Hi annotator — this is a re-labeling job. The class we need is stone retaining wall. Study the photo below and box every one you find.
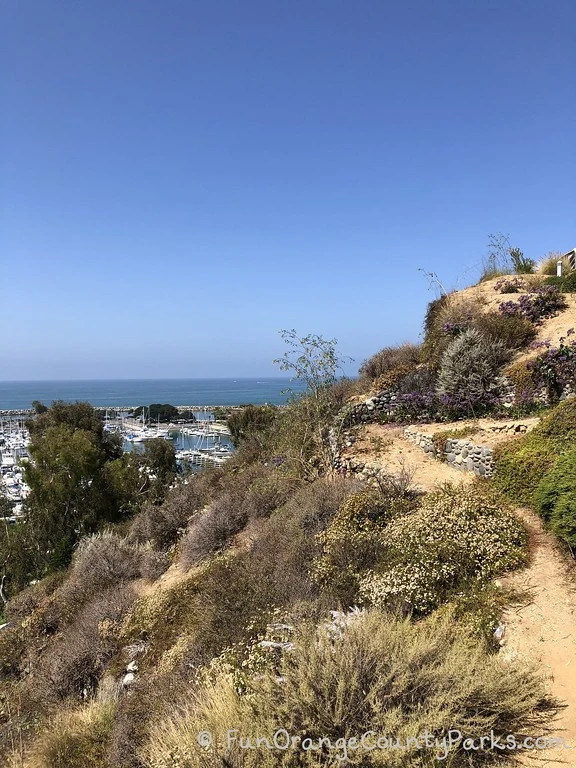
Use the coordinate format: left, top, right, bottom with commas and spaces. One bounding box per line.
336, 381, 573, 433
404, 427, 495, 477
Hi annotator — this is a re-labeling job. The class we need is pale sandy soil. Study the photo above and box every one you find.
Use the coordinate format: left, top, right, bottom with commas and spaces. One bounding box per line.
454, 275, 576, 366
407, 415, 541, 448
342, 418, 534, 489
500, 509, 576, 766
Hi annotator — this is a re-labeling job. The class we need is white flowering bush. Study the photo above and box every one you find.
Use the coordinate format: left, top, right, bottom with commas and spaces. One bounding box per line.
312, 488, 416, 605
360, 485, 526, 613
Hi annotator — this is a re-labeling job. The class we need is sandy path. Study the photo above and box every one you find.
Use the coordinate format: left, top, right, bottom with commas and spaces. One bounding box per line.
348, 426, 576, 763
500, 508, 576, 765
343, 424, 475, 492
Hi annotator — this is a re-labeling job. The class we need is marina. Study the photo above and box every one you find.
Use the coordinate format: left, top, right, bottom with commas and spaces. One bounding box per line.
1, 410, 235, 520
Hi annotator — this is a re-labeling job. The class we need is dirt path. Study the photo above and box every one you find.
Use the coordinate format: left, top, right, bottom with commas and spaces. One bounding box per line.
343, 424, 475, 492
348, 426, 576, 763
500, 509, 576, 765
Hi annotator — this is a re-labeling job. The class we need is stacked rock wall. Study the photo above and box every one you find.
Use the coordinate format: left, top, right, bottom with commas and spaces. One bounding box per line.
404, 427, 495, 477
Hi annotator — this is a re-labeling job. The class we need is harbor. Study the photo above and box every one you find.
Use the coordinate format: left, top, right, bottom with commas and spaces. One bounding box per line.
1, 409, 235, 521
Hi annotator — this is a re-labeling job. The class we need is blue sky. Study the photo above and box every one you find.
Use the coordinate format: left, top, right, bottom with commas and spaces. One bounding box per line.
1, 0, 575, 379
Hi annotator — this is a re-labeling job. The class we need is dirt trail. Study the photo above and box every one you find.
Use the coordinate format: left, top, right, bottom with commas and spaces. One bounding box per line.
349, 426, 576, 764
501, 508, 576, 766
343, 424, 475, 492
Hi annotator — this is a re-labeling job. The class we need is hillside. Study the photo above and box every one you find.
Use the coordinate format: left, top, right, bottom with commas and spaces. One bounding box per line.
453, 274, 576, 365
1, 273, 576, 767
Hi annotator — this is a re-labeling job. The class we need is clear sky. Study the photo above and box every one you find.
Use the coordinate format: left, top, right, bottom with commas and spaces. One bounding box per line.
1, 0, 575, 380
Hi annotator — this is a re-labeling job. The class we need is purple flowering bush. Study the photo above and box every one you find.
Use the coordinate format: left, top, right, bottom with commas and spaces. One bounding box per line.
529, 330, 576, 401
499, 285, 567, 325
494, 277, 527, 294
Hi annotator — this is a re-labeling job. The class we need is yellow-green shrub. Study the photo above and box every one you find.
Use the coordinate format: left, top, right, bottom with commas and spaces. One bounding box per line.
141, 609, 554, 768
312, 489, 413, 606
534, 447, 576, 547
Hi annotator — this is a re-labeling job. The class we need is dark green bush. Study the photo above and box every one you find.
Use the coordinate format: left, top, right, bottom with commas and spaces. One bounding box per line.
492, 437, 556, 507
535, 397, 576, 447
226, 404, 277, 447
534, 447, 576, 547
545, 272, 576, 292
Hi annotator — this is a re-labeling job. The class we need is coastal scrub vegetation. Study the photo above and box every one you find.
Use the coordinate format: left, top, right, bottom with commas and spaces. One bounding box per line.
492, 398, 576, 548
0, 323, 569, 765
0, 401, 176, 599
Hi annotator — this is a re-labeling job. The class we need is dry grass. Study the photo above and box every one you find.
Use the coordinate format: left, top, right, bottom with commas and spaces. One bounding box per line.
141, 608, 556, 767
22, 700, 115, 768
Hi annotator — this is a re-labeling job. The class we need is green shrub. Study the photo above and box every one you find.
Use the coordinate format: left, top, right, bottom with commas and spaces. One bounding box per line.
534, 397, 576, 447
360, 485, 526, 614
509, 247, 535, 274
141, 608, 554, 768
492, 437, 555, 507
358, 343, 421, 381
534, 448, 576, 547
227, 405, 278, 448
312, 489, 411, 606
505, 359, 539, 405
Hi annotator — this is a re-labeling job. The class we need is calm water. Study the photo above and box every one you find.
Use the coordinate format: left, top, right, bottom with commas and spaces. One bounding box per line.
0, 378, 307, 411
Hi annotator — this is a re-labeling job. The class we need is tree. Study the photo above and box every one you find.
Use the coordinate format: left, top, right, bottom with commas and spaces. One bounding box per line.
27, 400, 122, 461
227, 405, 277, 448
272, 330, 351, 475
133, 404, 180, 423
143, 438, 177, 501
23, 423, 118, 570
106, 439, 177, 515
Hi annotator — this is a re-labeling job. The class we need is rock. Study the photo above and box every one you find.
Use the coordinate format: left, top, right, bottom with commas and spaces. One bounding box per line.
126, 661, 139, 673
122, 673, 136, 688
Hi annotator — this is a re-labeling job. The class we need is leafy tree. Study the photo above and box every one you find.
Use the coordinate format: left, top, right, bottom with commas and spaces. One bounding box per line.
142, 438, 177, 500
23, 423, 119, 571
227, 405, 277, 448
133, 403, 180, 423
27, 400, 122, 461
107, 439, 177, 516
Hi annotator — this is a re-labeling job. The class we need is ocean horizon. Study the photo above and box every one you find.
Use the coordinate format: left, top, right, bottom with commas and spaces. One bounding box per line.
0, 378, 308, 411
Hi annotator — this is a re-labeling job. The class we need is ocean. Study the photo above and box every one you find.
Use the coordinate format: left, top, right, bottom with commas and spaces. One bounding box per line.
0, 378, 308, 411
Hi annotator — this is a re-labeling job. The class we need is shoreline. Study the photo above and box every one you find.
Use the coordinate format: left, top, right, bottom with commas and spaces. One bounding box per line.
0, 404, 279, 417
